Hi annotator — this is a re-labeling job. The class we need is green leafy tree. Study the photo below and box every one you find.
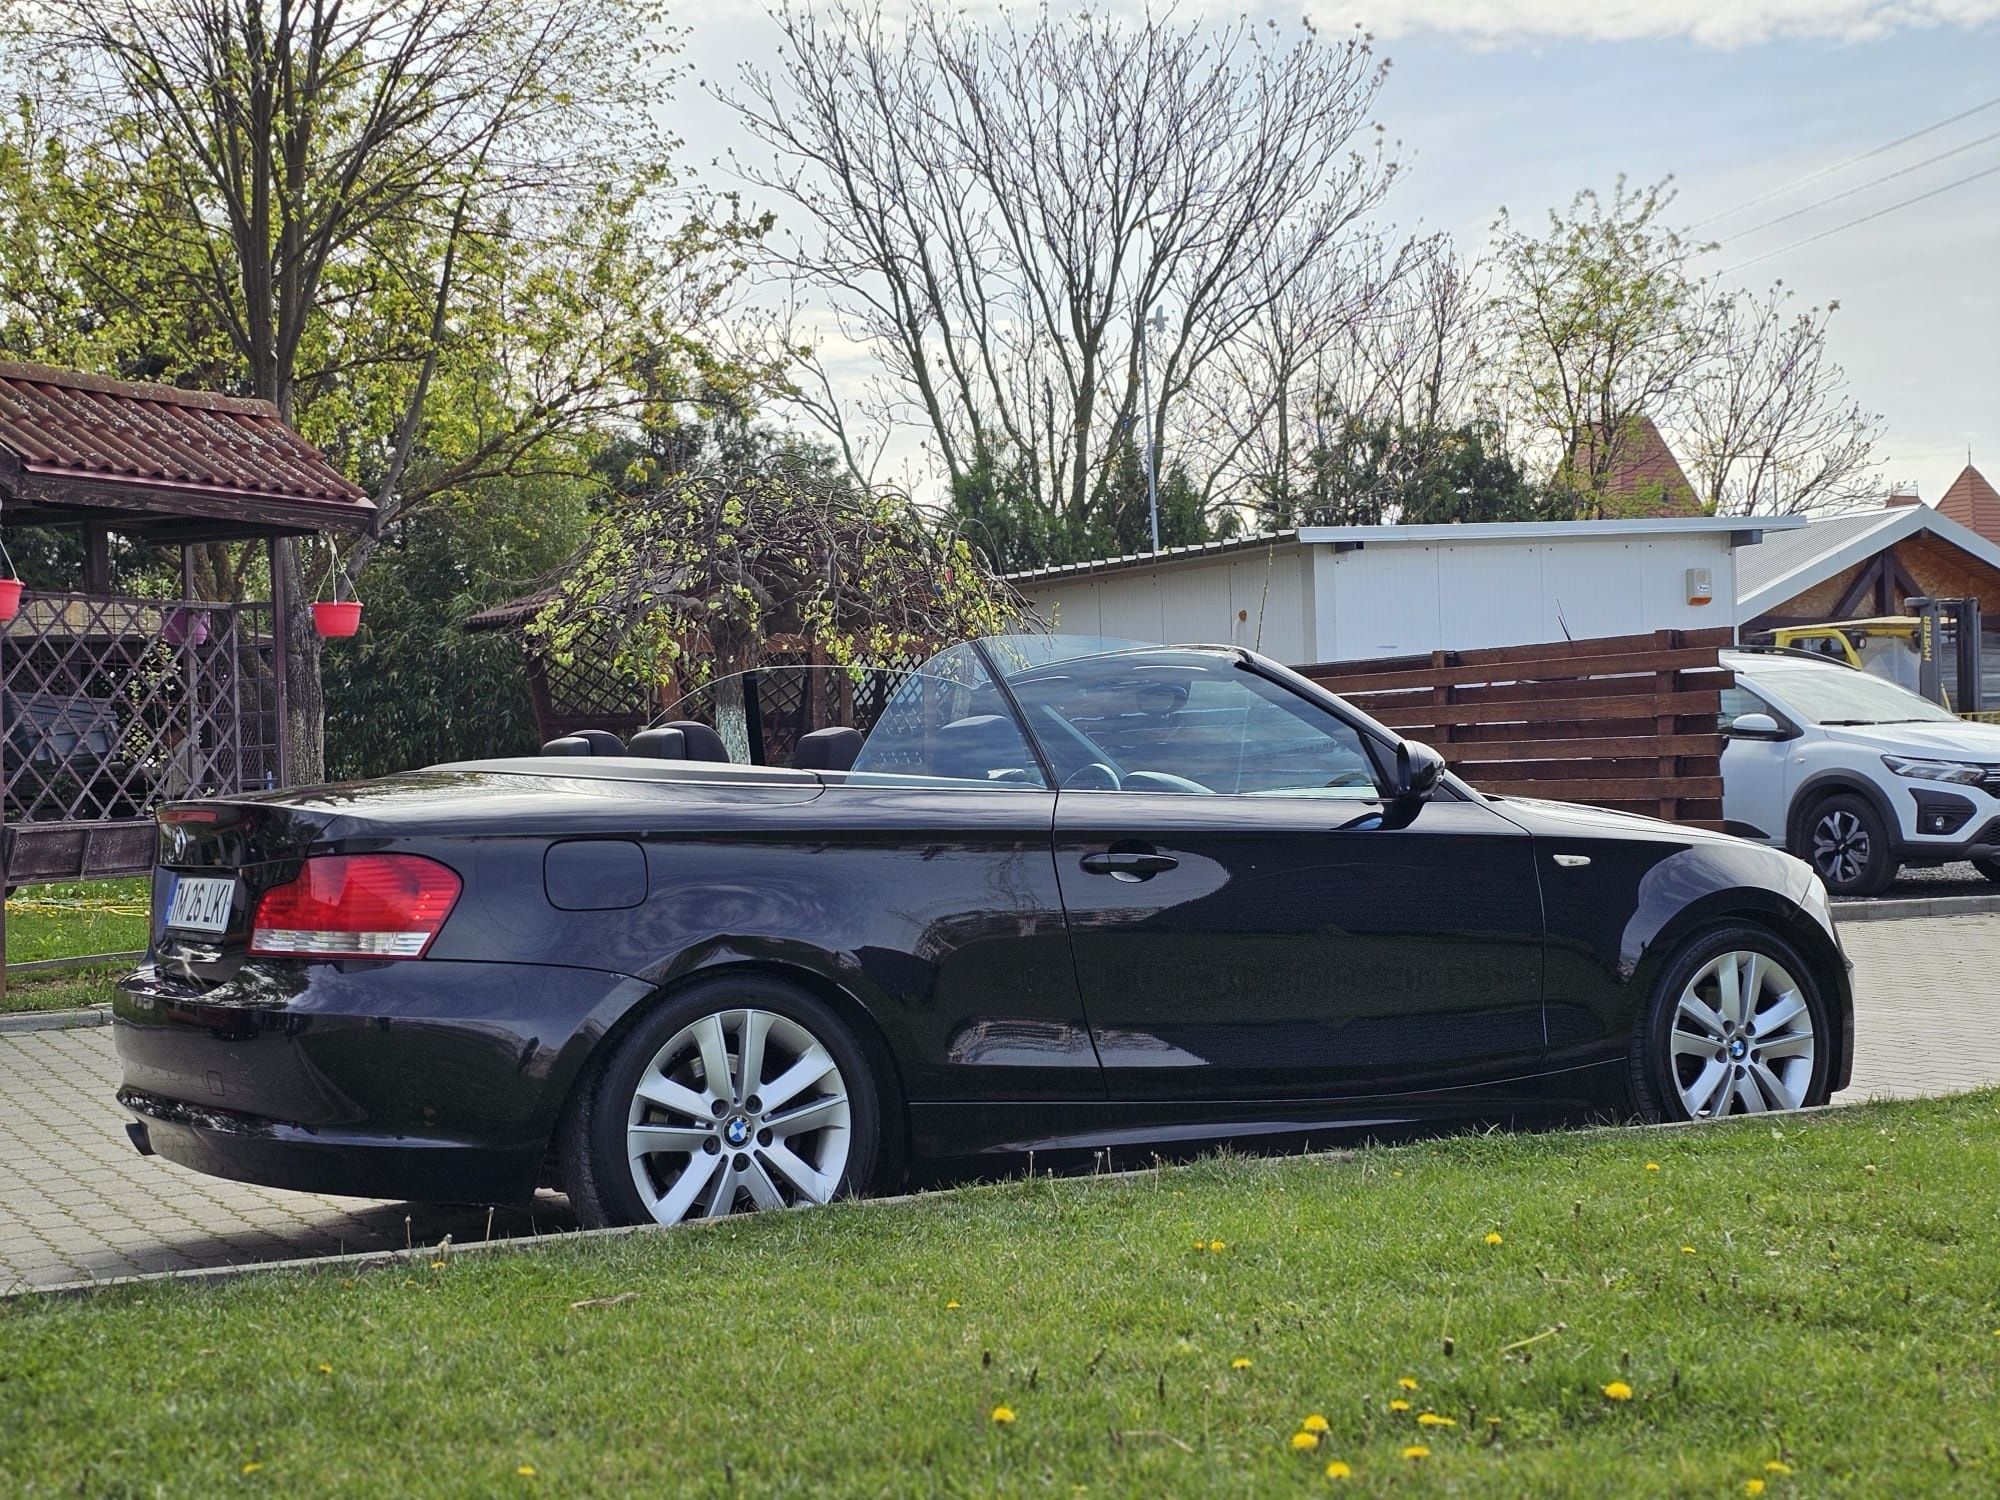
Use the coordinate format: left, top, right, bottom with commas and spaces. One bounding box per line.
533, 463, 1024, 694
0, 0, 766, 780
1488, 177, 1876, 517
1259, 414, 1554, 529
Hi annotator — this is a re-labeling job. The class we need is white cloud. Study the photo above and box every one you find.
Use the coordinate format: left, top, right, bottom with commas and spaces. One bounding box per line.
1333, 1, 2000, 47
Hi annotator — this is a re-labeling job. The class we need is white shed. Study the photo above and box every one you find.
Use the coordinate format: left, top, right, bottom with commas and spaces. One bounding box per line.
1007, 516, 1804, 664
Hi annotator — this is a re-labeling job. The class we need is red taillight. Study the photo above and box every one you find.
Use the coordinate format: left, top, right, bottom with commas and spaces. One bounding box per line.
249, 854, 462, 960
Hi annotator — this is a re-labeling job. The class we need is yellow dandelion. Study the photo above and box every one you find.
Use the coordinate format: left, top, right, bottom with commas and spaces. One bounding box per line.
516, 1467, 536, 1479
1397, 1376, 1420, 1391
1602, 1380, 1634, 1402
1208, 1239, 1227, 1253
945, 1300, 961, 1310
316, 1362, 333, 1374
430, 1260, 447, 1270
1745, 1481, 1766, 1497
1681, 1246, 1697, 1255
1231, 1357, 1253, 1371
1417, 1412, 1456, 1428
1401, 1445, 1431, 1461
991, 1405, 1016, 1425
241, 1463, 264, 1476
1291, 1431, 1322, 1451
1484, 1231, 1504, 1246
1193, 1237, 1207, 1249
1645, 1162, 1661, 1172
1324, 1459, 1353, 1480
1388, 1398, 1412, 1413
1764, 1461, 1794, 1475
1301, 1414, 1330, 1433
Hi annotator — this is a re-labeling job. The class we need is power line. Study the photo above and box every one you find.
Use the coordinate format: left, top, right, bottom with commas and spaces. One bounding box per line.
1720, 126, 2000, 243
1719, 158, 2000, 275
1691, 91, 2000, 230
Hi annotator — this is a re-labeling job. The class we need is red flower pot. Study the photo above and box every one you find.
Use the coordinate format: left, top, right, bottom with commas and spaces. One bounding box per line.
312, 600, 363, 638
0, 578, 21, 622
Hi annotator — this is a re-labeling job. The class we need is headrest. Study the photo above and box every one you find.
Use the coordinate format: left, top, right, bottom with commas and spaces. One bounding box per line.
661, 720, 730, 763
930, 714, 1029, 781
541, 736, 592, 757
628, 726, 688, 760
572, 729, 626, 756
794, 726, 863, 771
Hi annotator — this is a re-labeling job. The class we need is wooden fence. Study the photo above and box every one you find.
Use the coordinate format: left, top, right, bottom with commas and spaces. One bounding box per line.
1298, 628, 1734, 828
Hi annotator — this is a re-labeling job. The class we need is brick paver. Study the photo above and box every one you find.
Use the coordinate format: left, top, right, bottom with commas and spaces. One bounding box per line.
1, 914, 1993, 1292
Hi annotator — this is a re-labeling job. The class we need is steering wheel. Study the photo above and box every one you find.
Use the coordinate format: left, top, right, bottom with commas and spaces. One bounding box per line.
1323, 768, 1378, 790
1062, 761, 1123, 792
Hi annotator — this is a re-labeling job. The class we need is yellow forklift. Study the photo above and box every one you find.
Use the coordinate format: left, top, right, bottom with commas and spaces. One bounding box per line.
1758, 596, 1997, 722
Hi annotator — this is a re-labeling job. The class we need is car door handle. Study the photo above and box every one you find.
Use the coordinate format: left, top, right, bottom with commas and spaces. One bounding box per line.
1079, 850, 1179, 880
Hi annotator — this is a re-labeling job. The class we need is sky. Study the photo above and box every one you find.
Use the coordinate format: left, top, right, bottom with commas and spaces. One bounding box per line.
666, 1, 2000, 505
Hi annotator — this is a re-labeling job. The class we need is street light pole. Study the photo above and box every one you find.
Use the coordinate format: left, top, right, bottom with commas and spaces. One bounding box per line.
1139, 305, 1167, 553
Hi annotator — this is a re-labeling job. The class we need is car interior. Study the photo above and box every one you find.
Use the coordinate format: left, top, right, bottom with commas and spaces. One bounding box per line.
535, 651, 1391, 798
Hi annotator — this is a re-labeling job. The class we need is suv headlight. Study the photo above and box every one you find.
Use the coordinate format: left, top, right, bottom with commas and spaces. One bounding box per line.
1880, 754, 1991, 786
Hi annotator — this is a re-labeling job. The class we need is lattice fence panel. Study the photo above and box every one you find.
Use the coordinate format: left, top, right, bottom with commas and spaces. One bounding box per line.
3, 592, 276, 825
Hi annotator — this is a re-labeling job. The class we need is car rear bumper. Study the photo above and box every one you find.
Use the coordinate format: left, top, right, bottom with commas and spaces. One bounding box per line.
113, 957, 651, 1204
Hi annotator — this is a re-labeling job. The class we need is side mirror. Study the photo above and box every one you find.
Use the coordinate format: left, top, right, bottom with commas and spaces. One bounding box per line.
1392, 739, 1445, 803
1727, 712, 1787, 740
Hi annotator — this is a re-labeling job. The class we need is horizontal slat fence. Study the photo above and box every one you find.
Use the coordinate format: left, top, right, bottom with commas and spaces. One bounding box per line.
1298, 628, 1734, 828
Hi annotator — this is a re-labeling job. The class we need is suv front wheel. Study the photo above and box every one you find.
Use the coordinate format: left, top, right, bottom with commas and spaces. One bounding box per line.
1796, 791, 1894, 897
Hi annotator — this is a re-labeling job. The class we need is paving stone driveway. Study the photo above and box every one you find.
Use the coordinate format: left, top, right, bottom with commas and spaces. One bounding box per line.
2, 914, 1994, 1293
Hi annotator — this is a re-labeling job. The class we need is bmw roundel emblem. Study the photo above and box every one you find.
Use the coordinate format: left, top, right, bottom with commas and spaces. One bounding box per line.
724, 1116, 751, 1147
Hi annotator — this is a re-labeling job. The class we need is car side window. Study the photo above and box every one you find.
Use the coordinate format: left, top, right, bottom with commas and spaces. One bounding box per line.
1008, 651, 1385, 799
1720, 683, 1773, 724
847, 670, 1048, 789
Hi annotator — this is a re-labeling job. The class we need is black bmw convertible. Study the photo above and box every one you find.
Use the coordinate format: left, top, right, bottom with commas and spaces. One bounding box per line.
116, 635, 1851, 1227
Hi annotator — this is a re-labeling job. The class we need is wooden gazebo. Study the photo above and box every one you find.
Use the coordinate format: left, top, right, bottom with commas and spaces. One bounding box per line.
0, 361, 375, 984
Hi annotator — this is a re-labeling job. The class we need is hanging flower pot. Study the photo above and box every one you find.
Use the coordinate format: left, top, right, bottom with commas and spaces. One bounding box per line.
0, 530, 20, 622
312, 600, 363, 638
163, 606, 210, 647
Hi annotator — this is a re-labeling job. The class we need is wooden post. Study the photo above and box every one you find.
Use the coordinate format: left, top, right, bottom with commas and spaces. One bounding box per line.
83, 525, 111, 593
266, 535, 291, 787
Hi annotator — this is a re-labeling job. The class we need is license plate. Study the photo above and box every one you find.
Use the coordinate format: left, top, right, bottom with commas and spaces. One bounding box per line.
165, 875, 237, 934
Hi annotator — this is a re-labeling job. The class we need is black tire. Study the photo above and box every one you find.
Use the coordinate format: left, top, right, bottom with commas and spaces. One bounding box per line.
1627, 923, 1835, 1123
1794, 790, 1895, 897
1973, 857, 2000, 884
559, 973, 881, 1229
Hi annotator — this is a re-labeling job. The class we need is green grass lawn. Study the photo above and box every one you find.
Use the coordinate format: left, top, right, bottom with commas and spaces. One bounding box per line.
2, 877, 147, 1011
5, 1093, 2000, 1496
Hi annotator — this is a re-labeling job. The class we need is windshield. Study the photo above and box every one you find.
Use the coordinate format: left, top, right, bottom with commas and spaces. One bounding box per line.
1738, 659, 1959, 726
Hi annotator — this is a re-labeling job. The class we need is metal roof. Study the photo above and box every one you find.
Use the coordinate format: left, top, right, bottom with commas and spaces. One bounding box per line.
1003, 515, 1800, 588
1736, 502, 2000, 617
0, 360, 374, 538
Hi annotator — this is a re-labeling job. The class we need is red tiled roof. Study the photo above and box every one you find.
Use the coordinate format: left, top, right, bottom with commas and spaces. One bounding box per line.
1568, 415, 1702, 516
1936, 463, 2000, 544
0, 360, 373, 532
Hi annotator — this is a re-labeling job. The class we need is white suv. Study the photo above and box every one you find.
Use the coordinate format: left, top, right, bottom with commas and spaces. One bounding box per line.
1720, 647, 2000, 896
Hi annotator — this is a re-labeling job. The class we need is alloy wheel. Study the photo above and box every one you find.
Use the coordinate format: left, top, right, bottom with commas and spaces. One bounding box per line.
1668, 950, 1816, 1117
1810, 808, 1870, 888
624, 1007, 852, 1224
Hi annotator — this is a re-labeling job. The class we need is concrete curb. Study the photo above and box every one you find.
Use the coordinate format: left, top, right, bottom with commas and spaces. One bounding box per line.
0, 1004, 112, 1034
1833, 894, 2000, 923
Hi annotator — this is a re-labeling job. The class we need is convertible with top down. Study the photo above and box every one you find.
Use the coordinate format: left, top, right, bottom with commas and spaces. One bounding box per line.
115, 634, 1852, 1227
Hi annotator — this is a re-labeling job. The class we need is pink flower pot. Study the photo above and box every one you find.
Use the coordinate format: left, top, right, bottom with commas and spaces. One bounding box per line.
0, 578, 20, 622
312, 600, 363, 638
